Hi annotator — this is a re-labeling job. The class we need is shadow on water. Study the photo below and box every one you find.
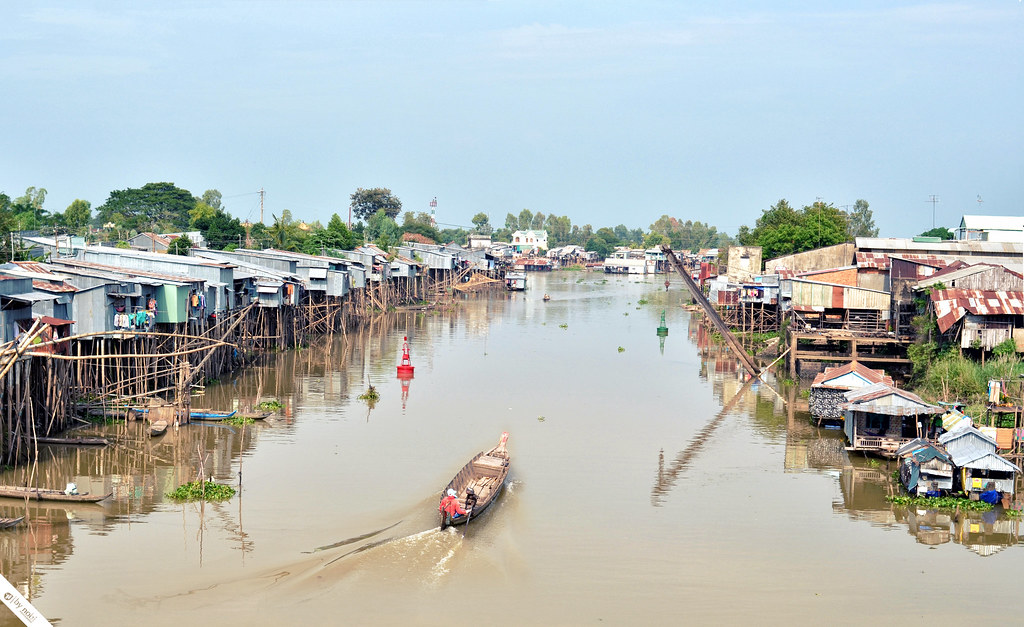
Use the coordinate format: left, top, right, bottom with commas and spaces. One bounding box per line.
651, 378, 755, 506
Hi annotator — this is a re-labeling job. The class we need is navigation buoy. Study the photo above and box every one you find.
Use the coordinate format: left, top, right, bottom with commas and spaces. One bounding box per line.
397, 336, 415, 376
656, 310, 669, 337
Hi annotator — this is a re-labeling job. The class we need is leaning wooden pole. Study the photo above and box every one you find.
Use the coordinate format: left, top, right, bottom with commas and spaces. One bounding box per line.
661, 245, 759, 377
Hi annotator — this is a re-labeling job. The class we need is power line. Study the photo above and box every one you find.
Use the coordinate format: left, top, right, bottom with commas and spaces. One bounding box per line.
926, 195, 939, 229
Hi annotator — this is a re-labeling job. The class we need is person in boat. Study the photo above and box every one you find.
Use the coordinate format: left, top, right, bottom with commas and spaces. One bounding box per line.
439, 488, 467, 520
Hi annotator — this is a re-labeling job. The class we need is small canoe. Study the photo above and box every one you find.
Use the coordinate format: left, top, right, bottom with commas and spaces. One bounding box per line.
35, 436, 110, 446
0, 486, 112, 503
0, 516, 24, 529
132, 408, 239, 421
188, 410, 238, 421
149, 420, 168, 436
440, 432, 511, 530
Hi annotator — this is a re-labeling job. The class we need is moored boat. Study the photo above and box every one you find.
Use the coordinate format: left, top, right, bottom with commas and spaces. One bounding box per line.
149, 420, 168, 436
439, 432, 511, 530
0, 486, 111, 503
0, 516, 24, 529
34, 436, 110, 446
132, 408, 244, 422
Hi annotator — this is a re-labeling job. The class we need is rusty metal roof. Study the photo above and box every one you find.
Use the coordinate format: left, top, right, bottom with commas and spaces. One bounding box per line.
811, 361, 894, 389
841, 383, 942, 415
856, 252, 952, 271
931, 289, 1024, 333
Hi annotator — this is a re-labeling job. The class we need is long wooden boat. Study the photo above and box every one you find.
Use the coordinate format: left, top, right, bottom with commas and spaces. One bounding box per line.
35, 436, 110, 446
132, 408, 242, 422
149, 420, 168, 436
440, 432, 511, 530
0, 486, 111, 503
0, 516, 24, 529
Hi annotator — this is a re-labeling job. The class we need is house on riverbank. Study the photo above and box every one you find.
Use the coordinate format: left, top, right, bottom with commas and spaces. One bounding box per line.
842, 384, 943, 456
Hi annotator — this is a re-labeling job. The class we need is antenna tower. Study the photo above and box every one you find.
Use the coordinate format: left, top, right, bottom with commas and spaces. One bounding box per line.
927, 195, 939, 229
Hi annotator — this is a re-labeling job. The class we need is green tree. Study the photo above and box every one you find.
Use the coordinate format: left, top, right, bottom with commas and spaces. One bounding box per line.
96, 182, 196, 233
518, 209, 533, 231
545, 214, 572, 246
191, 206, 246, 249
167, 235, 193, 255
201, 189, 222, 210
402, 222, 441, 243
303, 215, 359, 256
531, 211, 546, 231
919, 227, 954, 240
349, 187, 402, 221
585, 234, 614, 259
504, 213, 518, 231
439, 228, 468, 245
267, 210, 304, 251
471, 212, 492, 235
62, 199, 92, 231
0, 193, 19, 262
846, 199, 878, 238
738, 199, 849, 260
365, 210, 400, 247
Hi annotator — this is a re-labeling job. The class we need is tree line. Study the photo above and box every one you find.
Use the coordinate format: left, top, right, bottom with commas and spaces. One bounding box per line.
1, 181, 890, 264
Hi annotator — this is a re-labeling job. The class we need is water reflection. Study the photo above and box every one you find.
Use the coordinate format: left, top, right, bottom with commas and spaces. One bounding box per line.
670, 311, 1024, 556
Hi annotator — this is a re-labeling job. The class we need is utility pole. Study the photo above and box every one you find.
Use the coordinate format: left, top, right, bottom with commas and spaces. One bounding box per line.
258, 188, 265, 225
927, 195, 939, 229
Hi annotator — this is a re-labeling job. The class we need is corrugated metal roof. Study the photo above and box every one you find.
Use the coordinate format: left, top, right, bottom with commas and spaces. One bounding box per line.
841, 383, 942, 415
895, 439, 952, 465
856, 252, 952, 270
938, 423, 997, 449
811, 361, 894, 389
52, 259, 202, 284
2, 291, 60, 303
917, 263, 1023, 290
931, 289, 1024, 333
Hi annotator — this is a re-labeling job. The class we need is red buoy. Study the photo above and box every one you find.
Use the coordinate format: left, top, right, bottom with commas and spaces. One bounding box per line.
397, 336, 415, 377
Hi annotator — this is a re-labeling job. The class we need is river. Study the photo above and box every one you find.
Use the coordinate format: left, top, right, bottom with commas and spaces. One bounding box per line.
0, 272, 1022, 625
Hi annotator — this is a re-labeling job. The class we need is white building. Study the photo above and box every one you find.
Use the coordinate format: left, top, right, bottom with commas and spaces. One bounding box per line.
511, 230, 548, 253
955, 215, 1024, 243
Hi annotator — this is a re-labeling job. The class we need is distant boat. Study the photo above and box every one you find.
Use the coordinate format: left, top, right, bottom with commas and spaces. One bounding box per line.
0, 486, 111, 503
542, 294, 551, 301
504, 272, 527, 291
439, 432, 511, 530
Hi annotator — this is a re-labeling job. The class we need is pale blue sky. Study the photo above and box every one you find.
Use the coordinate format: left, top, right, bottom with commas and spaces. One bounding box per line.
1, 1, 1021, 238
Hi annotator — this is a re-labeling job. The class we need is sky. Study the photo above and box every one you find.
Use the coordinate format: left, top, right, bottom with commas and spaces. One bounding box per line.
1, 1, 1021, 238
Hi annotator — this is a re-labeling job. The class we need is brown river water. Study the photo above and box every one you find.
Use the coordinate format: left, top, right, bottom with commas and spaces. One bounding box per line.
1, 273, 1023, 625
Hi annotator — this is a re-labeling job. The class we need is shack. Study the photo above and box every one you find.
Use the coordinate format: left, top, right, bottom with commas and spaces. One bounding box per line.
809, 361, 894, 423
842, 383, 943, 456
896, 439, 954, 496
939, 424, 1021, 497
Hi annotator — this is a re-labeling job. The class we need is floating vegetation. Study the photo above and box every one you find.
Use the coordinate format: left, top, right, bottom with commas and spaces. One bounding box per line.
886, 495, 994, 512
167, 480, 235, 502
617, 346, 625, 353
225, 416, 255, 426
358, 386, 380, 402
559, 323, 568, 329
537, 416, 546, 422
257, 399, 283, 411
637, 298, 649, 305
623, 312, 629, 316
